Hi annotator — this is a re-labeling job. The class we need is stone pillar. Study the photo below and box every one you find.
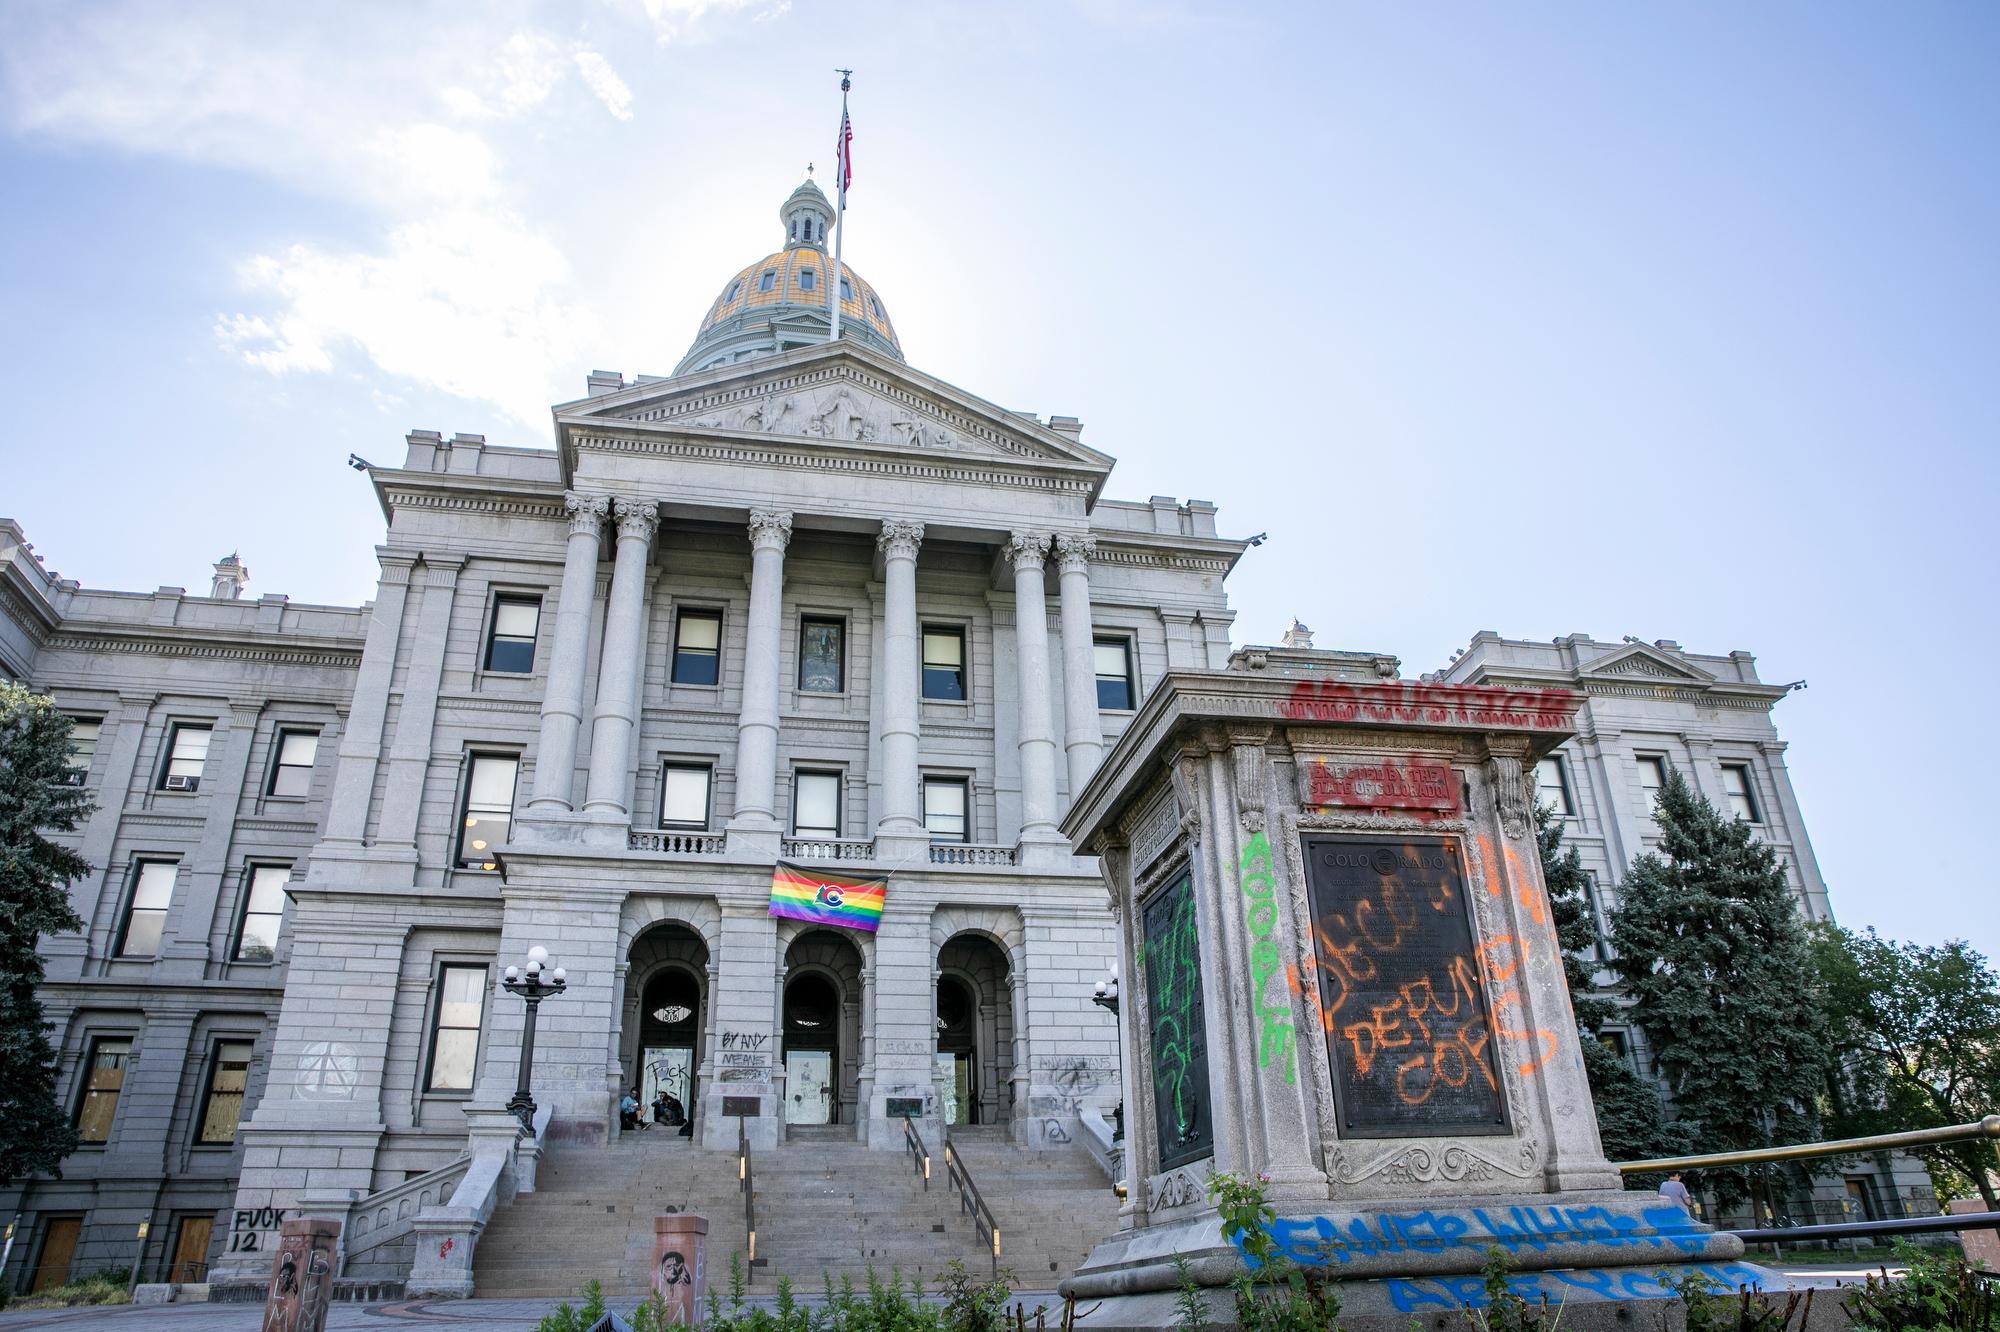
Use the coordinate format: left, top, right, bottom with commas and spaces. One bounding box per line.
1760, 740, 1833, 921
584, 498, 660, 819
527, 492, 609, 811
160, 698, 262, 969
729, 509, 793, 837
1054, 533, 1104, 801
378, 554, 466, 848
48, 694, 154, 974
324, 550, 416, 844
653, 1213, 709, 1327
1008, 531, 1060, 842
260, 1218, 340, 1332
874, 520, 925, 839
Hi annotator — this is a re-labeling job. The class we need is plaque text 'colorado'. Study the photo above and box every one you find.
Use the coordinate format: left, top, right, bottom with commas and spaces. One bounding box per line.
1303, 836, 1509, 1136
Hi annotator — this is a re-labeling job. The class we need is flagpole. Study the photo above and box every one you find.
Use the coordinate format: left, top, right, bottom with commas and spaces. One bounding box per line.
829, 69, 851, 346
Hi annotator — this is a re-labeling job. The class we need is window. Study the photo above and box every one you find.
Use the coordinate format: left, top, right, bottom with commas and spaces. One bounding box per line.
726, 279, 743, 303
1721, 764, 1761, 823
62, 718, 100, 785
798, 267, 817, 292
1536, 755, 1573, 816
118, 861, 177, 957
660, 763, 713, 829
922, 626, 966, 701
159, 723, 212, 792
75, 1037, 131, 1142
235, 865, 290, 961
798, 617, 845, 693
1094, 638, 1134, 710
840, 276, 854, 301
484, 595, 541, 673
793, 771, 842, 838
267, 729, 319, 797
456, 754, 519, 870
870, 295, 886, 321
196, 1039, 253, 1144
758, 270, 777, 293
672, 609, 722, 686
1637, 755, 1669, 810
923, 777, 969, 843
425, 965, 487, 1092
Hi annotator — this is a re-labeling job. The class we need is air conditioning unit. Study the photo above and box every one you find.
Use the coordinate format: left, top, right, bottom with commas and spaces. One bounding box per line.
163, 774, 200, 792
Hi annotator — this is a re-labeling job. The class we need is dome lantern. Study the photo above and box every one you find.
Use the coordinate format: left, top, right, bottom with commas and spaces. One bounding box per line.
781, 179, 833, 251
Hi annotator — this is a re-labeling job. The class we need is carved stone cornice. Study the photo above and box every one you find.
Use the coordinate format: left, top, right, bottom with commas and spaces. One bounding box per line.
564, 491, 610, 538
612, 497, 661, 543
876, 519, 925, 561
1005, 530, 1050, 572
747, 508, 794, 553
1052, 532, 1096, 575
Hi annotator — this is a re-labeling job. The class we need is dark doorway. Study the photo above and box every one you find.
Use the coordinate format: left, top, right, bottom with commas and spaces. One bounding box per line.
783, 972, 840, 1125
936, 974, 978, 1125
639, 968, 700, 1128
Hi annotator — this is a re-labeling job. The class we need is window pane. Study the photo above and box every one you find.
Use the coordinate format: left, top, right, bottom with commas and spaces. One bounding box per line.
467, 756, 519, 809
438, 967, 485, 1028
173, 727, 212, 763
245, 865, 290, 915
923, 630, 962, 667
1536, 758, 1571, 815
68, 720, 100, 771
1723, 766, 1757, 821
120, 909, 164, 957
799, 268, 816, 291
76, 1039, 130, 1142
1638, 757, 1666, 790
923, 780, 967, 840
276, 732, 318, 767
795, 773, 840, 834
1093, 642, 1127, 679
678, 612, 721, 651
799, 620, 843, 692
133, 862, 178, 910
429, 1029, 478, 1091
198, 1041, 252, 1144
236, 910, 280, 962
461, 809, 509, 864
662, 767, 711, 826
493, 600, 539, 638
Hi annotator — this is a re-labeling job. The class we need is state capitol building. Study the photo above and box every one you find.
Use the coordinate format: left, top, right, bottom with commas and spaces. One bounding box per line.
0, 178, 1886, 1297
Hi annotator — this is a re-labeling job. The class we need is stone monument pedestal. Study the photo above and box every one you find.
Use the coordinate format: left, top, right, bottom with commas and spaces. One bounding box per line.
261, 1217, 341, 1332
654, 1212, 709, 1327
1055, 667, 1786, 1328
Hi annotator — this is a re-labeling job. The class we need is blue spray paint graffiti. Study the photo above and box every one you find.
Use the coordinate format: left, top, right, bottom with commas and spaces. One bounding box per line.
1230, 1205, 1715, 1270
1385, 1263, 1768, 1313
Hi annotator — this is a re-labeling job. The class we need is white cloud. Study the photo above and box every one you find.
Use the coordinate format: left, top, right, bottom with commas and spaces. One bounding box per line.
636, 0, 783, 43
573, 50, 635, 122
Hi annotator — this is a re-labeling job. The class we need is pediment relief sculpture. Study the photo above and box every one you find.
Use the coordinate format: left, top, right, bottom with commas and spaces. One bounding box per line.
631, 380, 967, 452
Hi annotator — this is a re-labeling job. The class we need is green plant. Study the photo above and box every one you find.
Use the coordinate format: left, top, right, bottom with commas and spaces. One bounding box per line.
1460, 1246, 1559, 1332
1206, 1170, 1343, 1332
1172, 1253, 1209, 1332
534, 1278, 608, 1332
938, 1259, 1012, 1332
1845, 1243, 1998, 1332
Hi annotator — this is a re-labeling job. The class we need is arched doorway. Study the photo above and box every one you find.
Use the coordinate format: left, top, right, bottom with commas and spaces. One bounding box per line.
623, 922, 709, 1135
781, 930, 864, 1127
936, 933, 1014, 1127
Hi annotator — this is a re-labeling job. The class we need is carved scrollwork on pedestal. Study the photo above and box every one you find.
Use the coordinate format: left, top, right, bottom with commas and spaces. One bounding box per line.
1329, 1142, 1536, 1187
1488, 752, 1530, 840
1148, 1164, 1210, 1212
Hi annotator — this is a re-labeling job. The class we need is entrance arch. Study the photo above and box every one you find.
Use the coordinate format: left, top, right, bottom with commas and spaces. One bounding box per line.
781, 929, 864, 1128
936, 932, 1014, 1127
622, 922, 709, 1135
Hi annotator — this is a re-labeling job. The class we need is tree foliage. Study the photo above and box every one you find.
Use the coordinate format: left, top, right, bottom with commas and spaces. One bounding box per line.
0, 682, 90, 1182
1536, 801, 1686, 1170
1606, 767, 1832, 1205
1812, 923, 2000, 1208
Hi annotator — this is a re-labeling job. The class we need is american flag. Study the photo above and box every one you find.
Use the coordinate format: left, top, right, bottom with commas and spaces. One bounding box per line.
835, 108, 853, 202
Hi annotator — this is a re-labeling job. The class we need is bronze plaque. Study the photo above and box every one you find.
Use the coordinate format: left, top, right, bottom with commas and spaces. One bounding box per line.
886, 1097, 923, 1118
1302, 836, 1509, 1137
722, 1096, 760, 1117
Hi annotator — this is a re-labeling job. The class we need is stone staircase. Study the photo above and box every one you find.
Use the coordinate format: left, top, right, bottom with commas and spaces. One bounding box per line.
472, 1123, 1119, 1299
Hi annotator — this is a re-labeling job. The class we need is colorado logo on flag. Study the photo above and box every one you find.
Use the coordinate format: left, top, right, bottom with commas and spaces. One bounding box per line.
768, 861, 887, 933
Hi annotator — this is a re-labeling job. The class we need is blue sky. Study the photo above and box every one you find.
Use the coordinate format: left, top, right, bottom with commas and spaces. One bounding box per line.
3, 2, 1994, 956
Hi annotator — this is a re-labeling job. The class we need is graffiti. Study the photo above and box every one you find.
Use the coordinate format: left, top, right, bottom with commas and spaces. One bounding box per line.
1301, 836, 1509, 1132
719, 1031, 770, 1051
230, 1207, 289, 1253
1039, 1118, 1072, 1144
1305, 757, 1460, 816
294, 1042, 358, 1101
1279, 679, 1577, 731
720, 1052, 770, 1068
1237, 831, 1296, 1084
1231, 1204, 1717, 1271
1385, 1263, 1767, 1313
1143, 870, 1214, 1170
881, 1039, 931, 1055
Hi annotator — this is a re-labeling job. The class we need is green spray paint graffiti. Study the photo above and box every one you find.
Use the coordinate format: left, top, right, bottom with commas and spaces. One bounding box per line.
1143, 870, 1213, 1170
1240, 831, 1297, 1083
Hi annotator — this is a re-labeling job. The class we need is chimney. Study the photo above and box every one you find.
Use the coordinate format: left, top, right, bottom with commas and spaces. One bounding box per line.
211, 553, 249, 600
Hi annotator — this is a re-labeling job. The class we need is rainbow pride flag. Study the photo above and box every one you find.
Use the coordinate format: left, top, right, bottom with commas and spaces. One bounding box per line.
768, 861, 888, 934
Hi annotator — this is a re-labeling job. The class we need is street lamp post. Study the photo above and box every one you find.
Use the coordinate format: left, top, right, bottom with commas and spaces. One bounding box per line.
501, 945, 568, 1132
1090, 967, 1124, 1143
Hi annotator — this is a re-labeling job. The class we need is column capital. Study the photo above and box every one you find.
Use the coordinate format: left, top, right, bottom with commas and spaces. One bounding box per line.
612, 497, 660, 542
877, 518, 925, 561
1052, 532, 1097, 574
748, 508, 794, 553
564, 491, 611, 537
1006, 530, 1051, 571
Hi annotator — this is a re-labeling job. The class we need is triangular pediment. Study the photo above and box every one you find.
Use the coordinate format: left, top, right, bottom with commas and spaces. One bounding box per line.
555, 341, 1113, 476
1581, 644, 1713, 683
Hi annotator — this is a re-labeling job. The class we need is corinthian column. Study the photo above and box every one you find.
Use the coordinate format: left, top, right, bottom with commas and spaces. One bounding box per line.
730, 508, 793, 831
875, 520, 926, 837
1053, 532, 1104, 799
1008, 531, 1060, 840
528, 492, 609, 811
583, 498, 659, 818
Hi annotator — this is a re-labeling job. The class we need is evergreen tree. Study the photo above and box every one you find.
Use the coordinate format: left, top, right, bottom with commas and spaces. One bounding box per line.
0, 682, 90, 1181
1607, 767, 1832, 1208
1537, 801, 1686, 1169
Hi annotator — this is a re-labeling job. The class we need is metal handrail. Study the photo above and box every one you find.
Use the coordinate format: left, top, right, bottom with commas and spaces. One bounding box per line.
903, 1113, 931, 1190
942, 1131, 1001, 1276
1729, 1211, 2000, 1245
1615, 1114, 2000, 1175
739, 1118, 757, 1286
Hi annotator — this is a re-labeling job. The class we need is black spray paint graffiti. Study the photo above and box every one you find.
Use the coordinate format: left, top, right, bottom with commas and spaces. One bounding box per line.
229, 1207, 289, 1252
1143, 870, 1213, 1171
719, 1031, 770, 1051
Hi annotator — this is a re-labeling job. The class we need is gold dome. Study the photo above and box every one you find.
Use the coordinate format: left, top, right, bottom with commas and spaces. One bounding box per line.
695, 249, 900, 351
